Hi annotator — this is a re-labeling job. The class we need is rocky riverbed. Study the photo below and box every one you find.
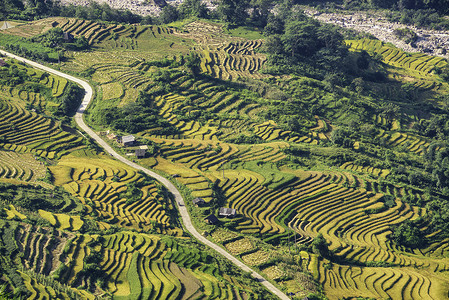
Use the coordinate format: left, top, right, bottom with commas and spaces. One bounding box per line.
57, 0, 167, 16
304, 8, 449, 59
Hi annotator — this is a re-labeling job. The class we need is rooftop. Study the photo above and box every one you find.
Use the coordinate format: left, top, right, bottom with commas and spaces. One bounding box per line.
204, 214, 219, 225
193, 197, 205, 205
122, 135, 135, 143
219, 207, 236, 217
135, 149, 146, 157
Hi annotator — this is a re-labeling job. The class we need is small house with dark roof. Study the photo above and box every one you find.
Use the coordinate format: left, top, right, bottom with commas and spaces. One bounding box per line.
0, 59, 6, 67
63, 32, 74, 42
192, 197, 205, 207
121, 135, 135, 146
204, 214, 219, 225
135, 149, 146, 159
219, 207, 237, 218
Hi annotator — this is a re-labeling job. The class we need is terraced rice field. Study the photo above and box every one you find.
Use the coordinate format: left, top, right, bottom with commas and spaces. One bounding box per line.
15, 224, 73, 276
316, 261, 447, 300
199, 40, 268, 81
56, 19, 178, 47
73, 29, 449, 298
0, 151, 46, 182
50, 231, 256, 299
3, 17, 449, 299
347, 39, 448, 76
0, 97, 85, 158
148, 84, 321, 146
340, 161, 390, 177
376, 129, 430, 154
280, 173, 449, 299
50, 154, 179, 234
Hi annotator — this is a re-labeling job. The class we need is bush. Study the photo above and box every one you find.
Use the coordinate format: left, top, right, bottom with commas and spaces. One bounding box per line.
391, 220, 426, 248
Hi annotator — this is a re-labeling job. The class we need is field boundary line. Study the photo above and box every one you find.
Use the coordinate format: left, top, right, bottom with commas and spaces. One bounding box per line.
0, 49, 290, 300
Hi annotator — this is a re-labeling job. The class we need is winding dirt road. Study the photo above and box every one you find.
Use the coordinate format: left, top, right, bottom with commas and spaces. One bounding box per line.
0, 50, 290, 300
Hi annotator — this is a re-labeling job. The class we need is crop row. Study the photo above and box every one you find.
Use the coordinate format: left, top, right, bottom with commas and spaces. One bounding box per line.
16, 224, 70, 276
347, 39, 447, 75
54, 232, 254, 298
200, 47, 267, 81
50, 156, 176, 234
19, 271, 73, 300
340, 161, 390, 177
376, 129, 429, 154
316, 260, 443, 300
0, 150, 46, 182
58, 18, 176, 46
38, 210, 84, 232
0, 98, 85, 157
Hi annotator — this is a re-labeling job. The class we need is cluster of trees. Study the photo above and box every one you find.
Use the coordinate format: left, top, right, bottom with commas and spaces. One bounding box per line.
0, 0, 143, 23
391, 220, 426, 248
53, 82, 84, 117
262, 3, 349, 77
0, 34, 61, 63
392, 27, 418, 44
1, 28, 89, 65
0, 63, 29, 86
58, 2, 143, 24
386, 8, 449, 29
95, 101, 180, 135
30, 28, 89, 51
0, 183, 77, 214
158, 0, 276, 26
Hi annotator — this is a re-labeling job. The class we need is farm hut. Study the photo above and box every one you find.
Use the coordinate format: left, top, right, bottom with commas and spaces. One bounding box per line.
107, 132, 117, 140
0, 21, 14, 30
219, 207, 237, 218
135, 149, 146, 159
121, 135, 135, 146
63, 32, 74, 42
0, 59, 6, 67
204, 214, 219, 225
192, 197, 205, 206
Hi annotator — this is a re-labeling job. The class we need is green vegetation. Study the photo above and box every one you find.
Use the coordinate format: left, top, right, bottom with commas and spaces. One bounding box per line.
2, 0, 449, 298
0, 34, 61, 62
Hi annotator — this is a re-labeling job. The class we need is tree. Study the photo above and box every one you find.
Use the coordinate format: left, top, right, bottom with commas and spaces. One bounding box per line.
159, 5, 179, 24
263, 35, 283, 55
356, 50, 370, 69
281, 20, 319, 59
264, 14, 284, 35
350, 77, 365, 94
179, 0, 208, 18
391, 220, 426, 248
185, 52, 201, 76
217, 0, 250, 25
249, 0, 273, 27
311, 233, 330, 257
380, 103, 400, 123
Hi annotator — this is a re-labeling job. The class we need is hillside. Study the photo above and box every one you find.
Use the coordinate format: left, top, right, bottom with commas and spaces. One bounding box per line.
1, 2, 449, 300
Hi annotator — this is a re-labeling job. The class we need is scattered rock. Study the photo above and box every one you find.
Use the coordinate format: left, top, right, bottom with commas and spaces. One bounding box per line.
304, 7, 449, 59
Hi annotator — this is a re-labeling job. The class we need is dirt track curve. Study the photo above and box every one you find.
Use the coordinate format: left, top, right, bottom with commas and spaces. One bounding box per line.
0, 49, 290, 300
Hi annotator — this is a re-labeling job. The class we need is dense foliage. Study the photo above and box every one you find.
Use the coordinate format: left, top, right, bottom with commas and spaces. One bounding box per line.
0, 0, 143, 23
0, 34, 61, 63
96, 101, 181, 135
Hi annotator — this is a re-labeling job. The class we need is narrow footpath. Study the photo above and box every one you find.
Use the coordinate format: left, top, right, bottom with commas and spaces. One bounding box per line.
0, 50, 290, 300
